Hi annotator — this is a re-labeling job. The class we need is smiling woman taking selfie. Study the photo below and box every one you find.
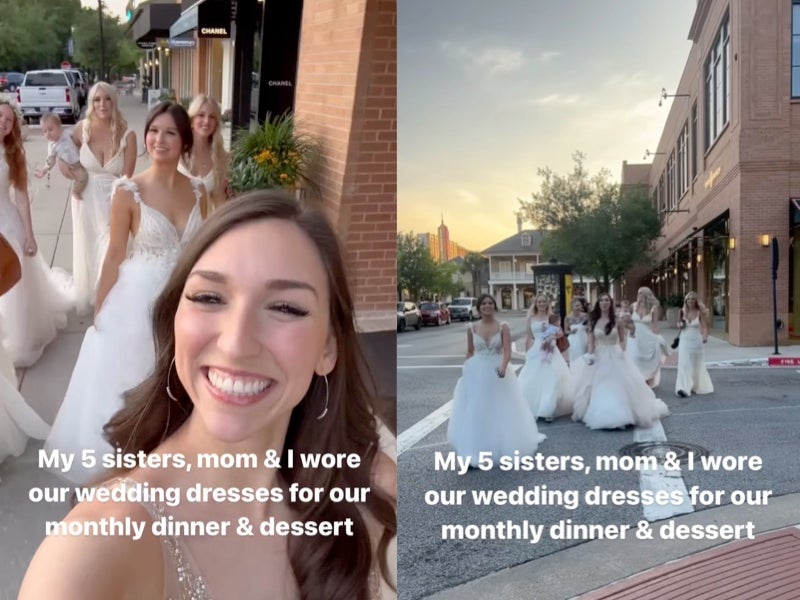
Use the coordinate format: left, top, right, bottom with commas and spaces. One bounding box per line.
21, 191, 397, 600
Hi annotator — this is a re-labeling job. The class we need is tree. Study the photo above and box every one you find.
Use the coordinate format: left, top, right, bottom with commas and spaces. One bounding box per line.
459, 252, 488, 297
517, 153, 661, 289
432, 261, 462, 300
0, 0, 81, 70
73, 6, 138, 79
397, 233, 438, 302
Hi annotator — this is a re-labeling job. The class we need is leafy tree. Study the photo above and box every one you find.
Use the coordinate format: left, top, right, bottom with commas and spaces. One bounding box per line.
517, 152, 661, 289
397, 232, 438, 302
459, 252, 488, 297
0, 0, 82, 70
73, 6, 138, 80
431, 261, 462, 300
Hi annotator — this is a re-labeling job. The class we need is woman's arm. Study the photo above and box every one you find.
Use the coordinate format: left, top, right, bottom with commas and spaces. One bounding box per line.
465, 328, 474, 359
19, 502, 162, 599
122, 131, 137, 177
499, 323, 511, 377
524, 317, 533, 351
12, 185, 38, 256
71, 119, 83, 147
699, 309, 710, 342
650, 305, 660, 334
618, 321, 628, 352
94, 188, 135, 317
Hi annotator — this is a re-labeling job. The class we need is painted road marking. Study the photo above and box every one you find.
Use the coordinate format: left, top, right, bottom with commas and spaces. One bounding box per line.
634, 421, 694, 522
397, 364, 523, 455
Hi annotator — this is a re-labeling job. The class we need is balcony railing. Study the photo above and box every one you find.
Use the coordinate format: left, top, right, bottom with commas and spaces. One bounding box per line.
489, 271, 534, 283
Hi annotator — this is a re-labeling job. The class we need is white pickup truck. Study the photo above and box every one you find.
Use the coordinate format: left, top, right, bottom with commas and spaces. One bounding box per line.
16, 69, 81, 124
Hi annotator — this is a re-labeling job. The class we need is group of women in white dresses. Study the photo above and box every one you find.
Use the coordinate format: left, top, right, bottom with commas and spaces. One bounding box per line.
448, 288, 714, 466
0, 87, 229, 480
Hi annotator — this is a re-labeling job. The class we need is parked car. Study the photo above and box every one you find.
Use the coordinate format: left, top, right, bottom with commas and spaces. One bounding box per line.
419, 302, 451, 326
448, 297, 481, 321
64, 69, 88, 107
0, 72, 24, 92
17, 69, 81, 124
397, 301, 421, 332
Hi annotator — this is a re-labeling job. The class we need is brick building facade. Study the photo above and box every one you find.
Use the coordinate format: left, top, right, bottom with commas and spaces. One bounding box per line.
295, 0, 397, 334
623, 0, 800, 346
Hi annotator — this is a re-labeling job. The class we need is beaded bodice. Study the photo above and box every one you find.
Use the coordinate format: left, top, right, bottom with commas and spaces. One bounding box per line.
472, 323, 503, 356
111, 177, 202, 260
593, 324, 621, 347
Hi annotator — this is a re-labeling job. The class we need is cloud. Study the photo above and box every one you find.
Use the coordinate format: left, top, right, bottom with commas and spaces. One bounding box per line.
440, 40, 525, 75
534, 93, 583, 106
539, 50, 561, 63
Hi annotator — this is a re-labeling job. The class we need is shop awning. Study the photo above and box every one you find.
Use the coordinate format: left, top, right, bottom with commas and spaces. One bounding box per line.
170, 0, 231, 39
792, 198, 800, 227
132, 0, 182, 48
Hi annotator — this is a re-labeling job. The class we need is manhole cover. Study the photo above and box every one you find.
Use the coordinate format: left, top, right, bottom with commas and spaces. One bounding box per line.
618, 441, 709, 465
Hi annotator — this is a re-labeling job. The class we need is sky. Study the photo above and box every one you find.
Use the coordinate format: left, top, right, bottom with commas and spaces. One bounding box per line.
398, 0, 697, 252
82, 0, 128, 20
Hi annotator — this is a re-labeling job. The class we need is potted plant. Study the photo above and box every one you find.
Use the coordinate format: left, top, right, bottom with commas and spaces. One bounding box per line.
227, 111, 320, 197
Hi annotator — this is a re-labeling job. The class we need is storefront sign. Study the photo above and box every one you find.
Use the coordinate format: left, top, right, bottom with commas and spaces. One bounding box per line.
169, 38, 197, 48
198, 0, 231, 38
137, 41, 158, 49
704, 166, 722, 189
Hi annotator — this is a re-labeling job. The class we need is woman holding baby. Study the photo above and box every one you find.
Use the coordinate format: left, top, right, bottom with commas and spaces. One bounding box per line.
517, 294, 573, 422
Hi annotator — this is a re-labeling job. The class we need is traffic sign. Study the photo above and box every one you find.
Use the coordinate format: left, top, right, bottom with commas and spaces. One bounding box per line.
61, 61, 72, 70
768, 356, 800, 367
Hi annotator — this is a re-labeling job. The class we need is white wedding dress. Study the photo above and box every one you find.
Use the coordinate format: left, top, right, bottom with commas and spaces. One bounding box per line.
567, 321, 589, 364
447, 323, 544, 467
0, 340, 50, 470
675, 316, 714, 396
72, 125, 134, 315
571, 324, 670, 429
517, 318, 573, 420
626, 310, 669, 387
0, 155, 72, 367
45, 177, 204, 484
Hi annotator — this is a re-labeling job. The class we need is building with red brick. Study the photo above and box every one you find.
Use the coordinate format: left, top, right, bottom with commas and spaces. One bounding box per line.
622, 0, 800, 346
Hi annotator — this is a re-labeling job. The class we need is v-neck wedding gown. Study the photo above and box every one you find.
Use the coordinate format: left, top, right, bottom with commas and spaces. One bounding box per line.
447, 323, 545, 467
46, 177, 204, 484
72, 126, 134, 315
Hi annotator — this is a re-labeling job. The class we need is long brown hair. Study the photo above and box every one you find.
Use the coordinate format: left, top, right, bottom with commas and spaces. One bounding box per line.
0, 101, 27, 190
105, 190, 395, 599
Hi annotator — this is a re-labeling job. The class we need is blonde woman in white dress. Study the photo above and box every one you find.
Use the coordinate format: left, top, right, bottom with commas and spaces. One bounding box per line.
517, 294, 572, 421
675, 291, 714, 398
65, 82, 137, 314
626, 286, 669, 387
179, 94, 229, 214
565, 297, 589, 365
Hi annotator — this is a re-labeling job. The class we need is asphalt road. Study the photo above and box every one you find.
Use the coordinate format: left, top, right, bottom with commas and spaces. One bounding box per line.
397, 316, 800, 600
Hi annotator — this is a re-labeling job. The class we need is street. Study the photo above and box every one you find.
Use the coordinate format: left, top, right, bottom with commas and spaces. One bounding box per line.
396, 316, 800, 600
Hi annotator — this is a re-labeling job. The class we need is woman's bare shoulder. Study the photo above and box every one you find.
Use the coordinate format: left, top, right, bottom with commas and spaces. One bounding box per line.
19, 497, 162, 599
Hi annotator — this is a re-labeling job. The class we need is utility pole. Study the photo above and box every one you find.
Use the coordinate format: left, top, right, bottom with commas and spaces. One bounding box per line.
98, 0, 106, 80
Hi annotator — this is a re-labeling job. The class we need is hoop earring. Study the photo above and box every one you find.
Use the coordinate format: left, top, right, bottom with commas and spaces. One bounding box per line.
166, 357, 179, 402
316, 374, 329, 420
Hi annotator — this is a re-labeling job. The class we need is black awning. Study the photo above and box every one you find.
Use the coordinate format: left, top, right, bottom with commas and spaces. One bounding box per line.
132, 1, 182, 45
792, 198, 800, 227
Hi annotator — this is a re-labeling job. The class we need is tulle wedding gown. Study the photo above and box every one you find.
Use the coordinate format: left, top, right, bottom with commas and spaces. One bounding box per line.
626, 310, 669, 387
0, 154, 72, 367
571, 324, 670, 429
45, 177, 204, 484
447, 323, 545, 467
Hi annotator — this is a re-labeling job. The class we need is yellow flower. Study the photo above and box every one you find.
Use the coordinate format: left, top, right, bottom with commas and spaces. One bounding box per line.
279, 173, 289, 180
